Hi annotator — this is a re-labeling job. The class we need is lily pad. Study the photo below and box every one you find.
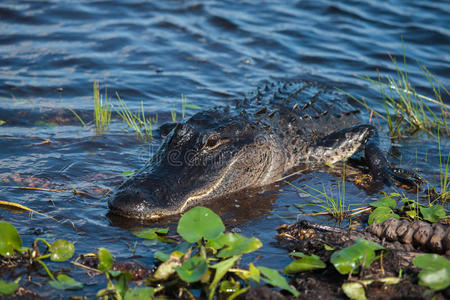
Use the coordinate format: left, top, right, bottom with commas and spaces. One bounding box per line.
209, 233, 262, 258
420, 205, 446, 223
368, 207, 399, 225
154, 250, 170, 262
98, 248, 114, 272
370, 196, 396, 208
342, 282, 366, 300
49, 274, 83, 290
177, 206, 225, 243
0, 278, 19, 295
330, 238, 384, 275
0, 222, 22, 256
283, 252, 326, 273
125, 287, 155, 300
49, 239, 75, 262
134, 227, 169, 240
152, 251, 183, 281
174, 256, 208, 283
257, 266, 299, 297
413, 254, 450, 290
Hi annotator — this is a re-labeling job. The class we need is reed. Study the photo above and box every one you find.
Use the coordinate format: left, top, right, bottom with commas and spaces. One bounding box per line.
114, 92, 155, 142
171, 94, 200, 122
93, 81, 112, 134
289, 165, 349, 222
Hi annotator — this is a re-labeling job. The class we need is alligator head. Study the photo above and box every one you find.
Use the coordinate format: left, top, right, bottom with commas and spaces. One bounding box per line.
108, 107, 285, 219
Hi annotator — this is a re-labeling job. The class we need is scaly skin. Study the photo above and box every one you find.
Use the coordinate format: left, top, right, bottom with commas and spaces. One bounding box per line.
109, 80, 414, 219
281, 218, 449, 255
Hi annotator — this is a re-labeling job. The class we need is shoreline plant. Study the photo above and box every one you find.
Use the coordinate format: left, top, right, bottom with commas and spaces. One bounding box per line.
342, 52, 449, 139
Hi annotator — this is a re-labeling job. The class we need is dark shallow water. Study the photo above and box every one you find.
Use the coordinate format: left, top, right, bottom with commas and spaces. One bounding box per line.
0, 0, 449, 298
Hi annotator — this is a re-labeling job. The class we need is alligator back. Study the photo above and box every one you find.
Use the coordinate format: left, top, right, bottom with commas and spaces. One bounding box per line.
238, 81, 362, 147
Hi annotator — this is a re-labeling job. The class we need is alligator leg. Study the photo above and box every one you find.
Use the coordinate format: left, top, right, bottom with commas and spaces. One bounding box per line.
313, 125, 418, 187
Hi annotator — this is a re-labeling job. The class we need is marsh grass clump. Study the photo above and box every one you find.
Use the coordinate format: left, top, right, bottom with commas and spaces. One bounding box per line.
67, 83, 198, 141
171, 94, 200, 122
430, 130, 450, 204
437, 131, 450, 203
344, 53, 449, 139
93, 81, 112, 134
114, 93, 156, 142
289, 168, 350, 223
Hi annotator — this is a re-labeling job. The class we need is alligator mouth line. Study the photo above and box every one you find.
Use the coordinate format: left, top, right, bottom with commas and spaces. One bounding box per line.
177, 152, 244, 215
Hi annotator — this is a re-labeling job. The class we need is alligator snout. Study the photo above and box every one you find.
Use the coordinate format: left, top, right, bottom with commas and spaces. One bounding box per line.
108, 174, 184, 219
108, 188, 156, 219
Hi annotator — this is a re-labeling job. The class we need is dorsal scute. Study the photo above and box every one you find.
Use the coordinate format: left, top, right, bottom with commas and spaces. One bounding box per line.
244, 80, 357, 120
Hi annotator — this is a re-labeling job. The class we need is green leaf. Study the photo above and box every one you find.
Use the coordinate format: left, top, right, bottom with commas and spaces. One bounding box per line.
125, 287, 155, 300
154, 250, 170, 262
108, 270, 122, 277
184, 104, 201, 109
370, 196, 397, 208
324, 244, 335, 251
152, 251, 183, 281
234, 263, 260, 283
0, 221, 22, 256
330, 239, 384, 275
257, 266, 299, 297
0, 278, 19, 295
0, 120, 5, 126
283, 253, 326, 273
98, 248, 114, 272
378, 277, 401, 285
413, 254, 450, 290
121, 170, 136, 177
49, 240, 75, 262
174, 256, 208, 283
368, 207, 399, 225
342, 282, 366, 300
417, 268, 450, 291
420, 205, 446, 223
219, 279, 240, 294
177, 206, 225, 243
214, 233, 262, 258
405, 210, 419, 219
209, 255, 241, 299
49, 274, 83, 290
115, 272, 132, 298
134, 227, 168, 240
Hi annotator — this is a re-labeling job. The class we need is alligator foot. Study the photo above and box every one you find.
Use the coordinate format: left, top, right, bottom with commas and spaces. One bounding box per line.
315, 124, 420, 189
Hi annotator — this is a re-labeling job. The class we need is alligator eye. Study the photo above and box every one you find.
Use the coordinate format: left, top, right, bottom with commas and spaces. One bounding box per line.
203, 134, 221, 150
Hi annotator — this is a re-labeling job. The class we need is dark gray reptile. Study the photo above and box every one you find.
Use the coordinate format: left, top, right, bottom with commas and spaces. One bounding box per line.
278, 218, 450, 256
109, 80, 416, 219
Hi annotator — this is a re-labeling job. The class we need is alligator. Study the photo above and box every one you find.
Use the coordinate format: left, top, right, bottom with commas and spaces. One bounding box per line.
277, 218, 450, 256
108, 80, 416, 220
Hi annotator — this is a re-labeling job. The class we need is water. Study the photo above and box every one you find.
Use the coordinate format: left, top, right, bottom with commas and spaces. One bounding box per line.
0, 1, 448, 298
